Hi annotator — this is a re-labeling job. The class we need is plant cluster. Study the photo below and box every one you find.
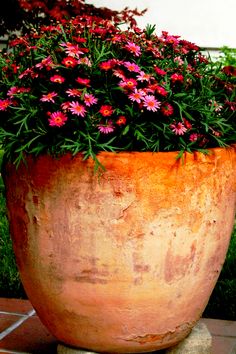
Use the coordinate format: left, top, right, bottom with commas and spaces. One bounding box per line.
0, 16, 235, 167
0, 0, 146, 36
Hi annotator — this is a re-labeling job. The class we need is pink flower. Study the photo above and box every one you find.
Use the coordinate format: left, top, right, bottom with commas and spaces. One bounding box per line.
170, 122, 187, 135
137, 71, 152, 82
98, 120, 115, 134
66, 89, 82, 97
48, 111, 68, 127
40, 92, 58, 103
124, 41, 141, 57
84, 93, 98, 106
128, 89, 146, 103
69, 101, 87, 117
123, 61, 141, 73
60, 42, 84, 58
61, 101, 71, 111
189, 133, 200, 142
77, 57, 92, 67
113, 69, 126, 80
119, 78, 138, 91
143, 95, 161, 112
50, 75, 65, 84
35, 56, 53, 69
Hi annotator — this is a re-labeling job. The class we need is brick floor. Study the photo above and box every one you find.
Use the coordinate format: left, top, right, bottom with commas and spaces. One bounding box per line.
0, 298, 236, 354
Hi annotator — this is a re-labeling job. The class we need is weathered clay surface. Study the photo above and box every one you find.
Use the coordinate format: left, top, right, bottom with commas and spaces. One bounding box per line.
3, 147, 236, 353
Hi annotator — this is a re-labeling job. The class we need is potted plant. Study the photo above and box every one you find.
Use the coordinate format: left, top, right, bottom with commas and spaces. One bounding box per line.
0, 15, 236, 353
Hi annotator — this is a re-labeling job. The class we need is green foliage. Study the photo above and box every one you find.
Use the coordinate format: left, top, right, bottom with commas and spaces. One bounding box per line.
203, 224, 236, 320
0, 177, 26, 298
219, 46, 236, 66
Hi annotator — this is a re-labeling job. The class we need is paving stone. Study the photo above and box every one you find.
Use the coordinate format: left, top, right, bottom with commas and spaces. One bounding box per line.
165, 322, 212, 354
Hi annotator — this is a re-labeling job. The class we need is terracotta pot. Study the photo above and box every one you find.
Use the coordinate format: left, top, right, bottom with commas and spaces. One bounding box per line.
3, 147, 236, 353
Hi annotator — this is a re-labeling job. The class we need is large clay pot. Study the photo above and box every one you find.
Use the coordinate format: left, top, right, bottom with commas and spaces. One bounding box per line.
3, 147, 236, 353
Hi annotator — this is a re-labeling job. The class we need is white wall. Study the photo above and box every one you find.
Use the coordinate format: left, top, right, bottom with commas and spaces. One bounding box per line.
91, 0, 236, 49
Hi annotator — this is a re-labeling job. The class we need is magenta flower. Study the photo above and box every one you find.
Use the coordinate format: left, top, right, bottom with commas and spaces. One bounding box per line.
69, 101, 87, 117
170, 122, 187, 135
40, 92, 58, 103
137, 71, 152, 82
66, 89, 82, 97
60, 42, 84, 58
98, 120, 115, 134
35, 56, 53, 69
143, 95, 161, 112
48, 111, 68, 127
84, 93, 98, 106
123, 61, 141, 73
119, 78, 138, 91
129, 89, 146, 103
124, 41, 141, 57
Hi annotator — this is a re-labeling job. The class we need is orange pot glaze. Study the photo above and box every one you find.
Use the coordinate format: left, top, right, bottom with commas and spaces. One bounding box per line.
3, 147, 236, 353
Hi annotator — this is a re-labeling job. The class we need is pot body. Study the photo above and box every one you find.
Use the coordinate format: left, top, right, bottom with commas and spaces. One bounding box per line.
3, 147, 236, 352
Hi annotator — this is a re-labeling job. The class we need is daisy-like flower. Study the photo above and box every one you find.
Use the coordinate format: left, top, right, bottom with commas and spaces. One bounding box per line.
143, 95, 161, 112
155, 85, 168, 97
189, 133, 200, 142
171, 73, 184, 83
170, 121, 187, 135
99, 105, 113, 117
60, 42, 84, 58
123, 61, 141, 73
35, 56, 53, 69
0, 99, 11, 111
61, 101, 71, 111
98, 120, 115, 134
7, 87, 30, 97
48, 111, 68, 127
50, 75, 65, 84
77, 57, 92, 67
69, 101, 87, 117
161, 102, 174, 116
76, 77, 90, 86
84, 93, 98, 106
183, 118, 192, 129
128, 89, 146, 103
62, 56, 78, 68
137, 71, 152, 82
99, 60, 114, 71
40, 92, 58, 103
113, 69, 126, 80
119, 78, 138, 91
116, 116, 127, 126
154, 67, 167, 76
66, 88, 82, 97
124, 41, 141, 57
